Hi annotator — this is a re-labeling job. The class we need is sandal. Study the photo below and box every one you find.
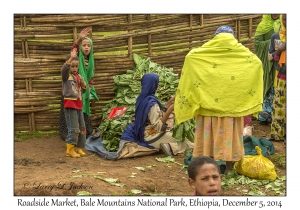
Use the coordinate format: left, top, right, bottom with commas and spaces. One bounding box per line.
160, 143, 173, 157
267, 134, 275, 141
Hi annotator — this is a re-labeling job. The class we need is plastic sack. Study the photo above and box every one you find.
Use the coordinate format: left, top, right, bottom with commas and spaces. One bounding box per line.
243, 125, 253, 136
234, 146, 277, 180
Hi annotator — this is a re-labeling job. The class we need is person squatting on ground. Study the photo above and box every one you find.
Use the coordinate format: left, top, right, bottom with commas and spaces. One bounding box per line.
174, 26, 263, 174
268, 14, 286, 144
254, 14, 281, 124
121, 73, 194, 157
59, 27, 99, 140
188, 156, 222, 196
61, 49, 87, 158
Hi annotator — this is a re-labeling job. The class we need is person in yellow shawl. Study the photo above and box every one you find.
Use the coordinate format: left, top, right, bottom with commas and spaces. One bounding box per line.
254, 14, 281, 124
174, 26, 263, 174
268, 14, 286, 144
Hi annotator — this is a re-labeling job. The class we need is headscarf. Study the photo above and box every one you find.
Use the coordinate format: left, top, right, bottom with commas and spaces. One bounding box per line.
121, 73, 162, 148
255, 15, 281, 36
214, 25, 234, 36
78, 37, 98, 116
174, 28, 263, 124
278, 14, 286, 67
279, 14, 286, 42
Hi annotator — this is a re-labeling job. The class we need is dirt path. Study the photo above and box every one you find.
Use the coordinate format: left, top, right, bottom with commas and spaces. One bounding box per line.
14, 120, 286, 196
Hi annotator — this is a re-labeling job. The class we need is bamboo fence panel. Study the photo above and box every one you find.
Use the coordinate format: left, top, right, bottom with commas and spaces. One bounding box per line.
14, 14, 262, 132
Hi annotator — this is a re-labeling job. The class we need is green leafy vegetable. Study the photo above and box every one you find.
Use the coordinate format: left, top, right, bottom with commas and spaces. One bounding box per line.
100, 53, 194, 151
76, 191, 92, 196
130, 189, 142, 194
94, 176, 125, 188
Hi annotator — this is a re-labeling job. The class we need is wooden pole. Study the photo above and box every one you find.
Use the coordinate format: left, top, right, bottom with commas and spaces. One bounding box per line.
147, 14, 152, 56
73, 27, 77, 43
200, 14, 204, 26
23, 16, 29, 58
237, 20, 241, 42
189, 15, 193, 50
25, 78, 32, 132
29, 78, 36, 131
89, 26, 93, 40
22, 15, 34, 131
248, 18, 253, 39
20, 16, 25, 58
128, 14, 133, 58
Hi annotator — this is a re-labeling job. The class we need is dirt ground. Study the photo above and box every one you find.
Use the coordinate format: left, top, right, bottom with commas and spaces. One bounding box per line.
14, 119, 286, 196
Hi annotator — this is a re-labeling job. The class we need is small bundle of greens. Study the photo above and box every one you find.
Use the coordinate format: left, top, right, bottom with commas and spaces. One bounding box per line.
100, 53, 194, 151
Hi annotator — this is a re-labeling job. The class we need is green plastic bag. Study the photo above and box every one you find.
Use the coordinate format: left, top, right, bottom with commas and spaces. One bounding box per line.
234, 146, 277, 180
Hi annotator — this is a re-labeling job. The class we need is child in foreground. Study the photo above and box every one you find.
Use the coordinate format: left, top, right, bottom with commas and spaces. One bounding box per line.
61, 49, 87, 158
188, 156, 222, 196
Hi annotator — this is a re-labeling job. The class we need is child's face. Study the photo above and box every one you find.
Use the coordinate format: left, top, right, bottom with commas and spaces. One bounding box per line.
70, 60, 79, 75
188, 163, 222, 196
81, 39, 91, 56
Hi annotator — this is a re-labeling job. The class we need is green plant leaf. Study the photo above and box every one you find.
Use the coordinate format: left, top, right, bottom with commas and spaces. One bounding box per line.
134, 167, 145, 171
94, 176, 125, 188
156, 156, 175, 163
77, 191, 92, 196
145, 164, 156, 168
131, 189, 142, 194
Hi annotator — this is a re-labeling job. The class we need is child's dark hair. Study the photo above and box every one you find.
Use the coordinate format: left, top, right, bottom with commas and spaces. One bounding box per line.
65, 55, 78, 62
188, 156, 220, 180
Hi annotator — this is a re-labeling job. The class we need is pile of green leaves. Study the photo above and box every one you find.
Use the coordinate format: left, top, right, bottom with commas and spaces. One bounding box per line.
222, 171, 286, 196
99, 53, 195, 151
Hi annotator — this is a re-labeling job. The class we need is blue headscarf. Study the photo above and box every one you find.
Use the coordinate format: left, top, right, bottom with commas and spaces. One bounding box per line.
214, 25, 234, 36
121, 73, 162, 148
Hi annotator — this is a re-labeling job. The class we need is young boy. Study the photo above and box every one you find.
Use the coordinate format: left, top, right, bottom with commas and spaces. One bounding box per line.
187, 156, 222, 196
61, 48, 87, 158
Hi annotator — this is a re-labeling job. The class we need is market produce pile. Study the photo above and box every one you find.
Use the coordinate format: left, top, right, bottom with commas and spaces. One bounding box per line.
100, 53, 195, 152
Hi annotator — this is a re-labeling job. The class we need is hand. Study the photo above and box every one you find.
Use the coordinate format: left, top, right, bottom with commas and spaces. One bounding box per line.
279, 42, 286, 51
165, 96, 175, 108
79, 76, 86, 88
79, 75, 84, 82
79, 27, 91, 39
70, 48, 77, 59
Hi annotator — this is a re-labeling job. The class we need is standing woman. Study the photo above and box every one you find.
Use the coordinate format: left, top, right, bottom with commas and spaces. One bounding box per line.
268, 14, 286, 144
174, 26, 263, 174
254, 14, 281, 124
59, 27, 99, 140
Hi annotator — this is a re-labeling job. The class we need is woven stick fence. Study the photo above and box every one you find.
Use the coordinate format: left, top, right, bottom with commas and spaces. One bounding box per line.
14, 14, 262, 132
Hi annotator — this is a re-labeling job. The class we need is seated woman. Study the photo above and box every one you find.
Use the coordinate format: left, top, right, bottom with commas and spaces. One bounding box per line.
120, 73, 193, 157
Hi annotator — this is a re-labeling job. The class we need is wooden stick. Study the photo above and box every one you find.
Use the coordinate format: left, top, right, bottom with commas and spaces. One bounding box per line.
128, 14, 133, 58
200, 14, 204, 26
147, 14, 152, 56
73, 27, 77, 43
248, 18, 253, 39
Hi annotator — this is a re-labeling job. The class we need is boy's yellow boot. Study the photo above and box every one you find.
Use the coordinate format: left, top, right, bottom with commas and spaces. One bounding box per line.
66, 144, 80, 158
77, 148, 86, 157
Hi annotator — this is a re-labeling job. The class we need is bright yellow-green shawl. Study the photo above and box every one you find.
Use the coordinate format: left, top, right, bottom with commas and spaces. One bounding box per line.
174, 33, 263, 124
255, 14, 280, 36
